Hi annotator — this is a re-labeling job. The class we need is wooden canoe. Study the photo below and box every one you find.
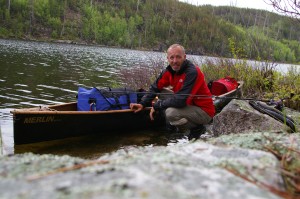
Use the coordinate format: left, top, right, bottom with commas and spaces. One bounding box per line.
11, 82, 243, 145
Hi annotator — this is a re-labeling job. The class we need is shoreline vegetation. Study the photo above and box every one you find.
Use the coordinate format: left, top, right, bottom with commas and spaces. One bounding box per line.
3, 37, 300, 67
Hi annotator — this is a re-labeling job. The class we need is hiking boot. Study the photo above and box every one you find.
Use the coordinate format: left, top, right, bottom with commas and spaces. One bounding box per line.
188, 125, 206, 140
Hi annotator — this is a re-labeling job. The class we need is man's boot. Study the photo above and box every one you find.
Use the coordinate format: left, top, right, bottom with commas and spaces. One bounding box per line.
188, 125, 206, 140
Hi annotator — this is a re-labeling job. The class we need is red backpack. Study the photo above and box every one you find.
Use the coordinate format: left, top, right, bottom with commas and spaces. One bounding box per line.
210, 76, 238, 96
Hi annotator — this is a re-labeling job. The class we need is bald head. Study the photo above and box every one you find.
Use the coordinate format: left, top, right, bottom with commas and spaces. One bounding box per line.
167, 44, 186, 54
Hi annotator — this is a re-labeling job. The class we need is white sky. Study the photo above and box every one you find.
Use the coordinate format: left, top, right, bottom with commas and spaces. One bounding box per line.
179, 0, 277, 12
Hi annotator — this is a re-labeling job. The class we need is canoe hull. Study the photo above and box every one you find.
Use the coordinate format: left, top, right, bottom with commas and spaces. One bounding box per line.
13, 106, 164, 145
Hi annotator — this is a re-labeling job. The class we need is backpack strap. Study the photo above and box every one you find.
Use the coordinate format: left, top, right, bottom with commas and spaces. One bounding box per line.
124, 88, 131, 106
110, 89, 122, 109
95, 87, 116, 110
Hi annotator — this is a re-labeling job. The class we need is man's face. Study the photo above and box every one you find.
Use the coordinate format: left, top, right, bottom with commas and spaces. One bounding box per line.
167, 47, 186, 71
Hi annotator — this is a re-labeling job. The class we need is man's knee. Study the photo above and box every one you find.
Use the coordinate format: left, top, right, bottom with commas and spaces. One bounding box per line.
165, 108, 187, 125
165, 107, 179, 121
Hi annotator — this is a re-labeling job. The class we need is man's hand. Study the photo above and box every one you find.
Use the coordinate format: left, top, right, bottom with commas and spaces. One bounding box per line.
130, 103, 143, 113
149, 107, 155, 120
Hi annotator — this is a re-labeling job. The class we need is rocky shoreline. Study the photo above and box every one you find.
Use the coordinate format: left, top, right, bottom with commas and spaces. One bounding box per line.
0, 100, 299, 198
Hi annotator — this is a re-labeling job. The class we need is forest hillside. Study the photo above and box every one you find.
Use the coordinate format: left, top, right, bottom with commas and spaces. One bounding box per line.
0, 0, 299, 63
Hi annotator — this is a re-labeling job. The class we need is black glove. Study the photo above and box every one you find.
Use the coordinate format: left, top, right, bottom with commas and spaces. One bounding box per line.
153, 100, 163, 111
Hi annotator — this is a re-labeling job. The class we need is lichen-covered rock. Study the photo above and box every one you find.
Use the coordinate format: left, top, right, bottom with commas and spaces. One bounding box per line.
0, 142, 283, 199
208, 132, 300, 151
213, 100, 289, 136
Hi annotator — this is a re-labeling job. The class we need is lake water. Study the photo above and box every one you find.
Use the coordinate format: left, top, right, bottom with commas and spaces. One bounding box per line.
0, 39, 192, 158
0, 39, 296, 158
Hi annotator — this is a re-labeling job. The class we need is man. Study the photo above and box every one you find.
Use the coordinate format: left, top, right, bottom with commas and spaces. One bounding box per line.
130, 44, 215, 139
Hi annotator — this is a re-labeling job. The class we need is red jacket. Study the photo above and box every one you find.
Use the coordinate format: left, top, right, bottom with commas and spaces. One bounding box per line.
140, 60, 215, 118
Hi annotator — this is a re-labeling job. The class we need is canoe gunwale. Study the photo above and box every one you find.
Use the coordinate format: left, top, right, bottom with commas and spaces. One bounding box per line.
11, 108, 138, 115
215, 81, 243, 98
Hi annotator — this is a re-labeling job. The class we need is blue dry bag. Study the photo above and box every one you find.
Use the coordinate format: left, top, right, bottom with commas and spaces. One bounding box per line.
77, 87, 137, 111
